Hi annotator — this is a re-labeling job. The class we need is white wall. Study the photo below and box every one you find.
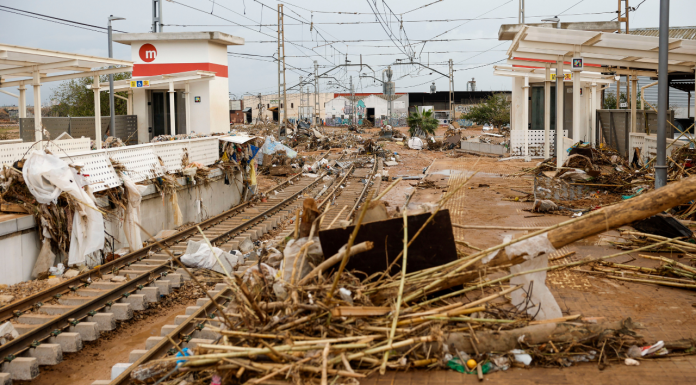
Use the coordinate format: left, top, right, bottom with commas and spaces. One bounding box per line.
0, 169, 243, 285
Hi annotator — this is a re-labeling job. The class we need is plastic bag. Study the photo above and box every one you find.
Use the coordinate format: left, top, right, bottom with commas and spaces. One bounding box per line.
408, 137, 424, 150
180, 240, 239, 275
282, 237, 323, 282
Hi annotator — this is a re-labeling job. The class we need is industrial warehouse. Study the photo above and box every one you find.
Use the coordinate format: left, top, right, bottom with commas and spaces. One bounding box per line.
0, 1, 696, 384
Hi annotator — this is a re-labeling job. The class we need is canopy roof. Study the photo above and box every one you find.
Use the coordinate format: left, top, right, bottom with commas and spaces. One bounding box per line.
91, 71, 215, 92
0, 43, 133, 88
493, 65, 615, 84
506, 26, 696, 75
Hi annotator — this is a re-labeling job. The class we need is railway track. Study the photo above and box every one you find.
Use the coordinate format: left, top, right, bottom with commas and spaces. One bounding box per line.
0, 168, 335, 381
105, 156, 380, 385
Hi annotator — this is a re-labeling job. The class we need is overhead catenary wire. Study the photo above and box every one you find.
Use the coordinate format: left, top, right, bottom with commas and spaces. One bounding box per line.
0, 5, 129, 34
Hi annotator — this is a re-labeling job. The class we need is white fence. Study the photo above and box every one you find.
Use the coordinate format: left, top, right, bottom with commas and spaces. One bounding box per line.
0, 138, 91, 166
628, 133, 685, 164
1, 137, 221, 192
510, 130, 568, 157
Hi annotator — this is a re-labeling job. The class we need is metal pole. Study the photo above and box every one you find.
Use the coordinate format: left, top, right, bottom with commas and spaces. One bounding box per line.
299, 76, 303, 122
655, 0, 670, 188
555, 57, 564, 168
158, 0, 163, 32
544, 64, 551, 158
108, 16, 115, 140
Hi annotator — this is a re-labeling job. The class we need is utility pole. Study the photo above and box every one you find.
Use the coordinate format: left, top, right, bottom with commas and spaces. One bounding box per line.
277, 4, 288, 134
314, 61, 320, 128
350, 76, 355, 126
152, 0, 163, 32
618, 0, 629, 34
108, 15, 125, 141
518, 0, 525, 24
449, 59, 455, 124
299, 76, 303, 122
655, 0, 669, 188
384, 66, 393, 127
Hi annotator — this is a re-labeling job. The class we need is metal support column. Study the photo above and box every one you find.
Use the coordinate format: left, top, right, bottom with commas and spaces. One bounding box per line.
32, 69, 42, 148
92, 75, 101, 149
184, 82, 191, 134
314, 61, 320, 128
449, 59, 454, 124
523, 76, 530, 161
591, 83, 598, 146
168, 80, 176, 136
127, 89, 133, 115
544, 64, 551, 158
277, 4, 288, 130
655, 0, 669, 188
555, 57, 564, 168
572, 65, 582, 141
630, 73, 638, 133
18, 82, 26, 119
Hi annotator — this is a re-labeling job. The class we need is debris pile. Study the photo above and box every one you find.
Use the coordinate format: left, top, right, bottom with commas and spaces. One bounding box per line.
129, 174, 696, 384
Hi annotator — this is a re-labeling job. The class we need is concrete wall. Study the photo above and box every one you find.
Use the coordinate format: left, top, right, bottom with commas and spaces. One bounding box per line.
0, 216, 41, 286
0, 169, 243, 285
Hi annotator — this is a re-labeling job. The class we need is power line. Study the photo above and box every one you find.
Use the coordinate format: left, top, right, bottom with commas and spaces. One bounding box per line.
0, 5, 129, 33
163, 10, 617, 27
558, 0, 586, 15
401, 0, 444, 15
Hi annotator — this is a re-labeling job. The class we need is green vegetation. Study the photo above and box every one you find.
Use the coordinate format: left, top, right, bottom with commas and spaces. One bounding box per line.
461, 93, 510, 133
406, 109, 438, 137
48, 70, 131, 117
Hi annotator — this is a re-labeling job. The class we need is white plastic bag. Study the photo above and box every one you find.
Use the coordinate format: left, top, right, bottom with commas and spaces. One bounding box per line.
0, 322, 19, 346
23, 150, 104, 266
180, 240, 239, 275
407, 137, 424, 150
282, 237, 323, 282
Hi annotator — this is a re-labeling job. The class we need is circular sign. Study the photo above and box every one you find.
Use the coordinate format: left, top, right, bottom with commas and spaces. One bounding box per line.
139, 43, 157, 62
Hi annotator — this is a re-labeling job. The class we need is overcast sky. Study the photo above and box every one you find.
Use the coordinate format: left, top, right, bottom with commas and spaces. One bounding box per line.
1, 0, 695, 106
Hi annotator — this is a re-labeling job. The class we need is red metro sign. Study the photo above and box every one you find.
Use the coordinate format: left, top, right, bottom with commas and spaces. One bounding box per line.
139, 44, 157, 62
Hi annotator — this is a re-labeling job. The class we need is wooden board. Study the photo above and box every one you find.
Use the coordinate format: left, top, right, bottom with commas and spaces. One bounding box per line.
318, 210, 458, 277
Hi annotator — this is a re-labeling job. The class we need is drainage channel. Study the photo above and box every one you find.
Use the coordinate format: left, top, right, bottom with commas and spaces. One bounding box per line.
0, 171, 330, 382
103, 156, 378, 385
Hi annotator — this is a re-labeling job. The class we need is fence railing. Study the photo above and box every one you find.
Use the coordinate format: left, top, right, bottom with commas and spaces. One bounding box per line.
19, 115, 138, 144
0, 137, 221, 192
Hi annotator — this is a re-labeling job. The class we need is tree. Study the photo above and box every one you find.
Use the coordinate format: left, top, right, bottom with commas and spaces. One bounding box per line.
603, 91, 642, 109
406, 109, 438, 137
49, 70, 131, 117
462, 93, 510, 133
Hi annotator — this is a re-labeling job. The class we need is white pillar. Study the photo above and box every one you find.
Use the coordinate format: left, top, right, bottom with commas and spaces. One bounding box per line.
168, 80, 176, 136
544, 65, 551, 158
572, 69, 582, 142
18, 82, 27, 119
93, 75, 102, 149
585, 84, 592, 143
631, 74, 638, 133
523, 76, 530, 161
184, 82, 191, 134
32, 69, 42, 148
591, 82, 598, 146
556, 57, 565, 168
127, 89, 133, 115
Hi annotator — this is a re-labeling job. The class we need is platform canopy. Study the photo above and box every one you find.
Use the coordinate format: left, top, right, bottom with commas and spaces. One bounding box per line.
0, 43, 133, 88
0, 42, 133, 149
94, 70, 215, 92
505, 26, 696, 75
493, 65, 615, 83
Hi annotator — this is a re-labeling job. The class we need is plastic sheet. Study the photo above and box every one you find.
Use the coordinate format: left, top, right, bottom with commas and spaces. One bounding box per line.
23, 150, 104, 266
282, 236, 323, 282
121, 173, 147, 252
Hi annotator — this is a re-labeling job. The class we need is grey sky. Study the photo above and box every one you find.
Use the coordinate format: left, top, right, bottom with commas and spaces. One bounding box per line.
0, 0, 694, 107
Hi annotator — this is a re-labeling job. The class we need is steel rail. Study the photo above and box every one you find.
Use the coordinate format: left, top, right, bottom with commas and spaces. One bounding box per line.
112, 288, 232, 385
110, 161, 374, 385
0, 171, 304, 324
0, 172, 325, 363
